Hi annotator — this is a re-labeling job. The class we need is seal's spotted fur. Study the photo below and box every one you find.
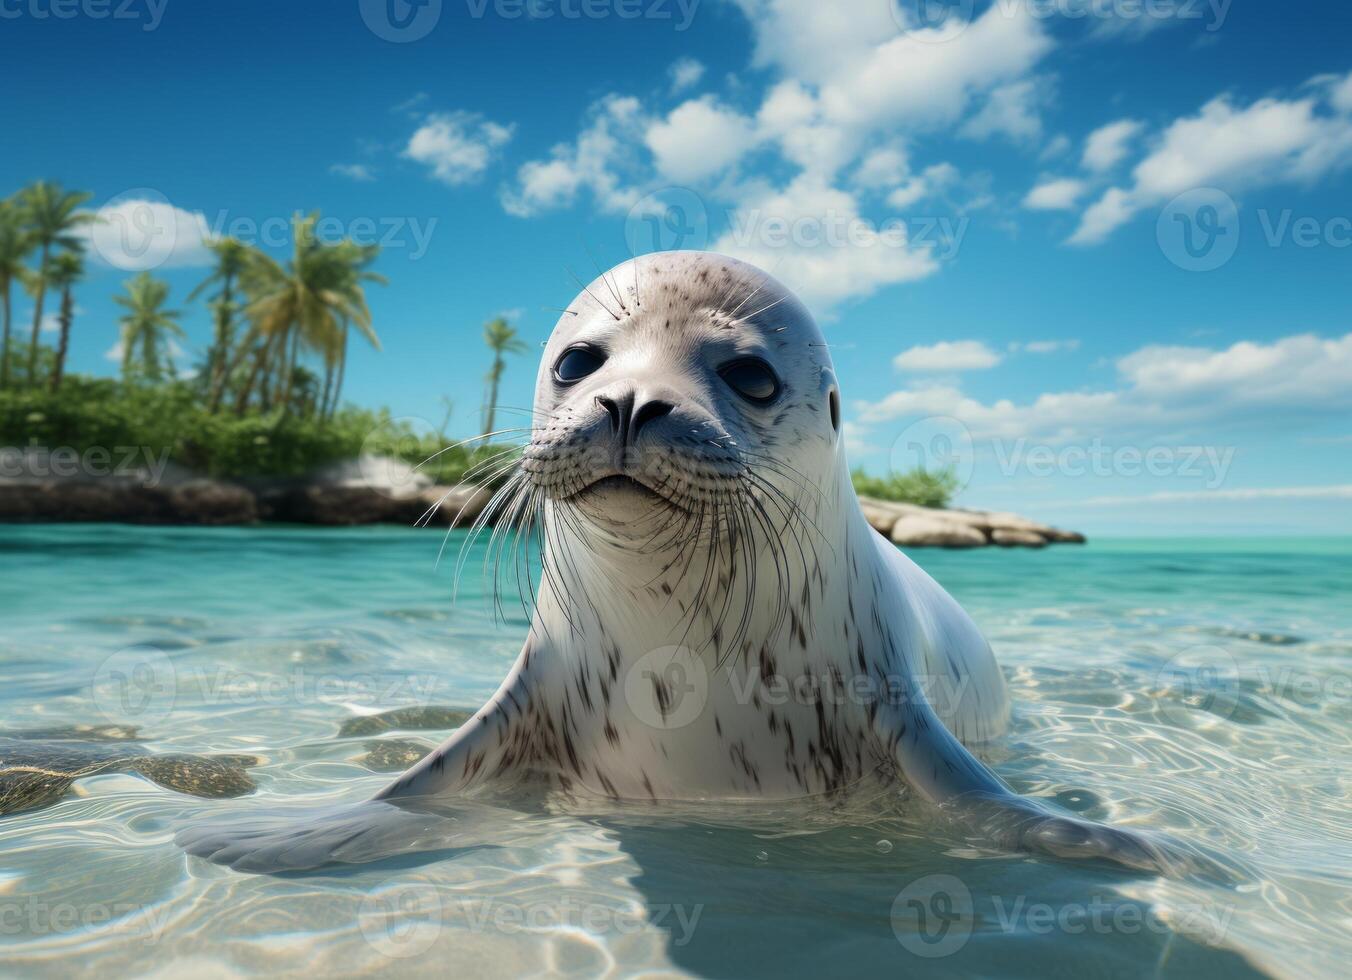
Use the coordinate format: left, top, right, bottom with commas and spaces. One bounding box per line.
180, 253, 1190, 875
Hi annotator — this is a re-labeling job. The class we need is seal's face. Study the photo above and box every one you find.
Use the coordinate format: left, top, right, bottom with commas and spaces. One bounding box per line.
523, 253, 840, 533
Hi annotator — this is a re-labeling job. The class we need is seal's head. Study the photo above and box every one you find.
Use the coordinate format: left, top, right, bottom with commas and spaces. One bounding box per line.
523, 252, 843, 535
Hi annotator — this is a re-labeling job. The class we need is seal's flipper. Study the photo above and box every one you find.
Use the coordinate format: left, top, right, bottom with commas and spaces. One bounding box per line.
130, 754, 257, 799
176, 799, 471, 873
877, 699, 1216, 878
177, 674, 534, 873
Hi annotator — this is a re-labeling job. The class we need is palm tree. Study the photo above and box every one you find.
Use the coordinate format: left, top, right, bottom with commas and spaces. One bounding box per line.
46, 248, 84, 392
189, 236, 255, 411
17, 181, 94, 384
480, 316, 528, 437
0, 198, 33, 388
114, 271, 183, 383
234, 213, 383, 417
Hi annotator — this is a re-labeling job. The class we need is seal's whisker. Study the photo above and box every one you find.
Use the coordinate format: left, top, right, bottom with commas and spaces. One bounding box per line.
566, 266, 621, 321
414, 427, 531, 471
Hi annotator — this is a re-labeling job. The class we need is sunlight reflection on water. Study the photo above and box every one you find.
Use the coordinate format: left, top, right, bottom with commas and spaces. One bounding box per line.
0, 527, 1349, 978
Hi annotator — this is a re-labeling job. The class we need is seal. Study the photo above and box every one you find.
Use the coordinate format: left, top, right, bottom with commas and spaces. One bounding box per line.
178, 252, 1186, 874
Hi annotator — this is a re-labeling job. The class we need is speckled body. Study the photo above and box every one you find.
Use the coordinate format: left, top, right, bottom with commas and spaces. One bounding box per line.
381, 252, 1011, 805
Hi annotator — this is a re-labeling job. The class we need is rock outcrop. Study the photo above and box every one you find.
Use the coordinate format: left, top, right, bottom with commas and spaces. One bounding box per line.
0, 451, 491, 528
859, 497, 1084, 549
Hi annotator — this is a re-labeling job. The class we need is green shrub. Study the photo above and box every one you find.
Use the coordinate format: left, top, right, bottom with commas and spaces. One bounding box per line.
851, 467, 959, 509
0, 377, 516, 483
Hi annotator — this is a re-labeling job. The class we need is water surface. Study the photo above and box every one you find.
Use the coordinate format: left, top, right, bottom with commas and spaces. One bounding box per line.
1, 526, 1349, 978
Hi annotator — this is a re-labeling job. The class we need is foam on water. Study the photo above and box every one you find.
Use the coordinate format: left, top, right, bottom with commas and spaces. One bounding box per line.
1, 527, 1349, 977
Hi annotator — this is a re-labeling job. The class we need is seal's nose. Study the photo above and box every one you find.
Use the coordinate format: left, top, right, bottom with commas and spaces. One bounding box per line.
596, 391, 674, 448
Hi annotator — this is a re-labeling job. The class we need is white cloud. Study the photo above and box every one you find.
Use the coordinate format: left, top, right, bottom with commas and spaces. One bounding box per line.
1013, 339, 1081, 354
852, 144, 910, 190
961, 79, 1045, 143
1040, 134, 1072, 160
712, 175, 941, 308
1082, 119, 1143, 172
503, 0, 1055, 310
886, 163, 960, 210
1023, 177, 1086, 210
894, 340, 1002, 372
645, 97, 759, 183
1330, 71, 1352, 113
857, 331, 1352, 443
501, 96, 644, 217
405, 112, 514, 186
1068, 187, 1134, 245
81, 199, 212, 271
1071, 80, 1352, 244
668, 57, 705, 93
814, 4, 1053, 134
330, 163, 375, 181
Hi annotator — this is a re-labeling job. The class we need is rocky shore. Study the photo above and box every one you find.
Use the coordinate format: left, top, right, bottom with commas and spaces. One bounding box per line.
0, 452, 490, 527
0, 451, 1083, 545
859, 497, 1085, 549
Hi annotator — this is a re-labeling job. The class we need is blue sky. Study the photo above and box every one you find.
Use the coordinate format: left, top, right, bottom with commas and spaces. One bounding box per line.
3, 0, 1350, 534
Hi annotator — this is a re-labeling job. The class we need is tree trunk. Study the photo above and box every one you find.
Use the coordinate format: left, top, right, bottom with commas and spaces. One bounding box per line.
209, 273, 234, 403
0, 282, 12, 388
482, 355, 503, 438
48, 285, 73, 392
329, 344, 347, 420
25, 243, 49, 385
235, 331, 281, 416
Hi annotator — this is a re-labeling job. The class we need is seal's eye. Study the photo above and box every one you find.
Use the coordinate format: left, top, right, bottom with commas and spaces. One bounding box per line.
718, 358, 780, 404
554, 346, 606, 384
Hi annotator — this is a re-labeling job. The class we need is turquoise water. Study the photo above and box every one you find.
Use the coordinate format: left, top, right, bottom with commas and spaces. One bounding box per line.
1, 526, 1350, 978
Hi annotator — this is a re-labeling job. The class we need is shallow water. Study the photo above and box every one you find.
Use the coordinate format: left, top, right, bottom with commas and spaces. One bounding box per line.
1, 526, 1349, 978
